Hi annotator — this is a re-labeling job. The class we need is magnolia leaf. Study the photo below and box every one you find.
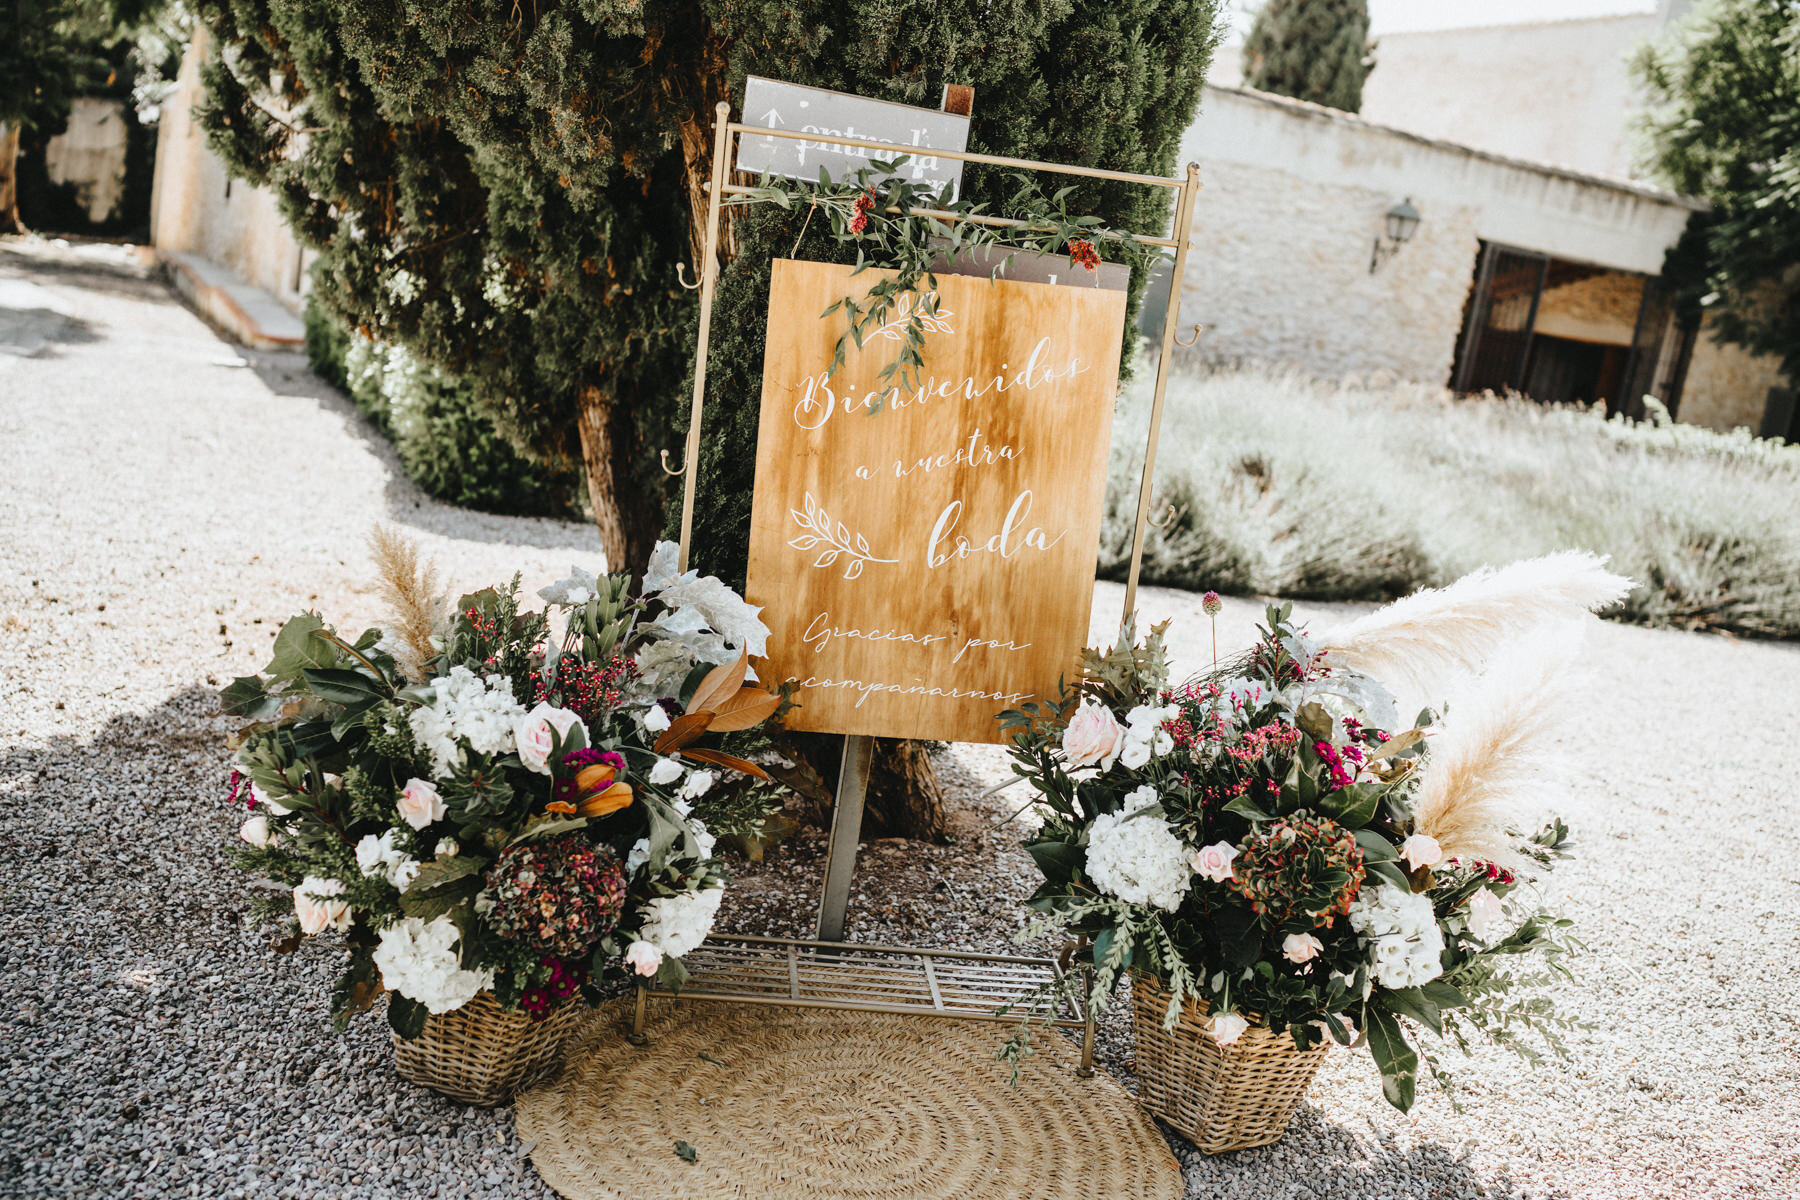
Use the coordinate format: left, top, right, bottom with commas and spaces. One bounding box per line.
689, 652, 749, 716
654, 711, 715, 754
220, 675, 280, 720
704, 688, 783, 733
1295, 701, 1334, 743
1363, 1006, 1419, 1112
1353, 828, 1400, 861
388, 994, 428, 1041
264, 613, 334, 686
507, 817, 591, 846
679, 747, 771, 780
405, 855, 486, 894
301, 667, 387, 706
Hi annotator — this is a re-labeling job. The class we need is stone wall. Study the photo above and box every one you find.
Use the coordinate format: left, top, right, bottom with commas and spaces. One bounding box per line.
1179, 158, 1478, 382
1680, 321, 1789, 431
149, 31, 308, 314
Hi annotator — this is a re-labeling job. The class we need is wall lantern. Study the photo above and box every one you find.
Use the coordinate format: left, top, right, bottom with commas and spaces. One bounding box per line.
1369, 197, 1422, 273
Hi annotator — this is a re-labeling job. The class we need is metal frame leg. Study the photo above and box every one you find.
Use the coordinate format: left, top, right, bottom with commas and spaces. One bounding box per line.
628, 982, 649, 1046
1077, 939, 1096, 1078
815, 734, 873, 942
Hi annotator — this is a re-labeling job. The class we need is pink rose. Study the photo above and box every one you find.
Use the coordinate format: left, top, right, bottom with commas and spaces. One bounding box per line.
1061, 700, 1124, 770
1401, 833, 1443, 870
512, 703, 588, 775
396, 777, 447, 830
293, 876, 351, 935
1191, 841, 1239, 883
625, 940, 663, 977
1210, 1011, 1249, 1045
1281, 932, 1323, 964
1464, 887, 1505, 942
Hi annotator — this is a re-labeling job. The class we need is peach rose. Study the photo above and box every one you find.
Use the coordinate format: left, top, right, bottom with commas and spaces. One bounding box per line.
1191, 841, 1239, 884
1400, 833, 1443, 871
293, 876, 352, 935
397, 777, 447, 830
1210, 1011, 1250, 1045
625, 940, 663, 977
1281, 932, 1323, 964
1061, 700, 1124, 770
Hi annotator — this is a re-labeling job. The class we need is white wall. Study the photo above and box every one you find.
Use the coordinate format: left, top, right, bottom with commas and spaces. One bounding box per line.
150, 30, 309, 313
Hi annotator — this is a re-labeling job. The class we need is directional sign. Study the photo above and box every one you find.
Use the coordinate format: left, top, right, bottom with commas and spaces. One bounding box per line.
736, 76, 971, 197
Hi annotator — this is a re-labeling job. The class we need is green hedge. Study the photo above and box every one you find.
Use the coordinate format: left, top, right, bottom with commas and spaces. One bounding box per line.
304, 301, 581, 519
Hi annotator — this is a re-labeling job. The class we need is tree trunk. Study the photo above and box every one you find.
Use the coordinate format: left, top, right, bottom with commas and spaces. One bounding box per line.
574, 384, 662, 579
865, 737, 948, 842
0, 124, 23, 235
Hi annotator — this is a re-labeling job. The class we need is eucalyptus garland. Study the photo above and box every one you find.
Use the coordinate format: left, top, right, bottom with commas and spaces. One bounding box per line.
726, 157, 1168, 396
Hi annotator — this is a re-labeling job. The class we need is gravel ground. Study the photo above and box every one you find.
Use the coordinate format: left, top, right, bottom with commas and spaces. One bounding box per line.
3, 239, 1797, 1200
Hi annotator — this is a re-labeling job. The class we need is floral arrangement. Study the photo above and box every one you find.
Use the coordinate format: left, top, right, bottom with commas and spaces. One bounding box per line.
1002, 554, 1631, 1109
224, 530, 782, 1039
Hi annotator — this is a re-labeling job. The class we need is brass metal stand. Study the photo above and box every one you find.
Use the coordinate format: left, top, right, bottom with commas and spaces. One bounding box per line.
641, 98, 1203, 1079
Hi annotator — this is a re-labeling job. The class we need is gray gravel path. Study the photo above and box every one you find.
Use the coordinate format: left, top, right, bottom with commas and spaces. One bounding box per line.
4, 239, 1797, 1200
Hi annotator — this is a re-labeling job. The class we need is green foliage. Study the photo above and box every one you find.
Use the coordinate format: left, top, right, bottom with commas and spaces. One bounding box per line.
1242, 0, 1374, 113
1101, 365, 1800, 637
307, 301, 580, 518
194, 0, 1224, 573
1633, 0, 1800, 382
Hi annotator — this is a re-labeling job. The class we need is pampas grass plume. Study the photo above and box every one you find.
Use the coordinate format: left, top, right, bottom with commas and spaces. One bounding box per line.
367, 525, 444, 685
1411, 623, 1586, 871
1321, 551, 1632, 696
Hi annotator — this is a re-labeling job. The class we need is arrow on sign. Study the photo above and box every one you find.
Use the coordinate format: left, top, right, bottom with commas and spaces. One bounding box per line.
763, 108, 784, 128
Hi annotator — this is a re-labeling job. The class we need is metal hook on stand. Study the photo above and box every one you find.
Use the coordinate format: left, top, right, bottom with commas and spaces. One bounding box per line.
675, 262, 702, 291
1146, 503, 1182, 530
1173, 323, 1206, 348
659, 448, 686, 477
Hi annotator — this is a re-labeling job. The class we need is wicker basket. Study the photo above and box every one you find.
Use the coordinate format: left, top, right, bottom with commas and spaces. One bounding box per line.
392, 991, 588, 1106
1131, 974, 1329, 1154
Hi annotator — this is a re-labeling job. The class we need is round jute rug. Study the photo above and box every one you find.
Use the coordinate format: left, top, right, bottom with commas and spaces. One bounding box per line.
515, 998, 1183, 1200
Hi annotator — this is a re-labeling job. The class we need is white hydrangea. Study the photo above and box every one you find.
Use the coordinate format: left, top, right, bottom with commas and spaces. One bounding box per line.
1118, 704, 1179, 769
408, 666, 527, 778
1084, 803, 1192, 913
1348, 884, 1445, 989
354, 828, 418, 889
636, 886, 724, 958
372, 915, 493, 1014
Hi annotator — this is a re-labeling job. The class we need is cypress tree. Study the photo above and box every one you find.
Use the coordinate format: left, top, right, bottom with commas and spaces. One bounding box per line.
1242, 0, 1373, 113
193, 0, 1223, 575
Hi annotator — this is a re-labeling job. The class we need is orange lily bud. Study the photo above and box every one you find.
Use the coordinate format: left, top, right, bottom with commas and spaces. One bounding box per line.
577, 782, 634, 818
574, 763, 618, 793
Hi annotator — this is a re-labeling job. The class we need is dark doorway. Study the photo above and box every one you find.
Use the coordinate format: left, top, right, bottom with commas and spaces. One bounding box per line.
1450, 241, 1690, 416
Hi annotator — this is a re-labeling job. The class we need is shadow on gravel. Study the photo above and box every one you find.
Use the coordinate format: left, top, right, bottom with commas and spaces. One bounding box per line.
243, 349, 605, 555
1171, 1107, 1569, 1199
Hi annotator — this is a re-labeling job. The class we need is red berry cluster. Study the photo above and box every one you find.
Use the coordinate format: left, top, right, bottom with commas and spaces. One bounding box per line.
536, 654, 638, 729
849, 189, 876, 234
1067, 239, 1101, 271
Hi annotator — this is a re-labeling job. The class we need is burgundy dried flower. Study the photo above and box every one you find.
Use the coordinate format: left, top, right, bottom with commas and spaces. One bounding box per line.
479, 834, 627, 957
1201, 591, 1223, 617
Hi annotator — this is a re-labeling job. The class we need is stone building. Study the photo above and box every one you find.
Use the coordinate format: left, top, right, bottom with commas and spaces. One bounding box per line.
1167, 83, 1789, 435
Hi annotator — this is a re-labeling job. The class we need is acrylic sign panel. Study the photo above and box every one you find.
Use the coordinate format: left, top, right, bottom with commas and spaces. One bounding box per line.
745, 259, 1126, 743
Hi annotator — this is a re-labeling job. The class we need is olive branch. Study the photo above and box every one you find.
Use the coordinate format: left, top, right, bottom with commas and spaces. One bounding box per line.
787, 492, 897, 580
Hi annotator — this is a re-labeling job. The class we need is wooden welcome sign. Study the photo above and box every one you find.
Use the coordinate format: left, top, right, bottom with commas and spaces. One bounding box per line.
745, 260, 1127, 743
